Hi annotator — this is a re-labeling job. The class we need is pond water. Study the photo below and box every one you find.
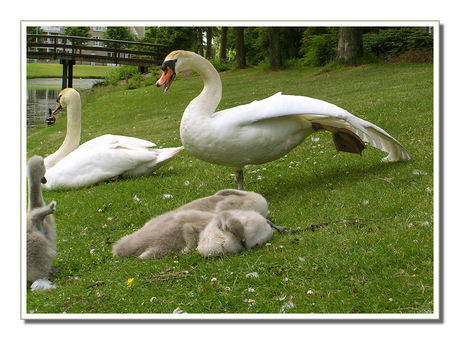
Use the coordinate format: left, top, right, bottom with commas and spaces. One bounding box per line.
26, 78, 103, 131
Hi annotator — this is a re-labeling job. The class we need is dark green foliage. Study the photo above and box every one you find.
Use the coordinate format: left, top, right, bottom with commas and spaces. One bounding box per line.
209, 59, 233, 72
64, 26, 91, 38
135, 26, 433, 70
142, 27, 201, 53
103, 27, 135, 48
301, 29, 338, 67
103, 27, 135, 41
104, 66, 139, 85
242, 27, 306, 67
364, 27, 433, 61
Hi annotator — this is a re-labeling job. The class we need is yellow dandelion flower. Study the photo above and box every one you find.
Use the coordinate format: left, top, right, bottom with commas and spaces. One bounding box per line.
127, 278, 134, 287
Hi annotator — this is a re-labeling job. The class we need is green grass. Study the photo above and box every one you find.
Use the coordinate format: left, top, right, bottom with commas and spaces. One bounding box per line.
27, 63, 113, 79
25, 62, 434, 316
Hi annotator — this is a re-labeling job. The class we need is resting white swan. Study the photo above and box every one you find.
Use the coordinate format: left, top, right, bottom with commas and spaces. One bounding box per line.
43, 88, 184, 190
156, 50, 411, 190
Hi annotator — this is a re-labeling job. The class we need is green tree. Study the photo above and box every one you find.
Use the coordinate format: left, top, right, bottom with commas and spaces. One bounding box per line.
64, 26, 90, 37
206, 27, 213, 59
142, 27, 199, 52
337, 27, 363, 65
300, 27, 338, 66
235, 27, 246, 68
219, 27, 229, 62
242, 27, 306, 67
27, 27, 44, 43
363, 27, 433, 61
103, 27, 134, 48
269, 27, 282, 70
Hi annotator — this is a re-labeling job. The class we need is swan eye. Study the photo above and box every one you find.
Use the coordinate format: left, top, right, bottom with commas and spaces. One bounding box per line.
56, 94, 62, 103
161, 59, 177, 72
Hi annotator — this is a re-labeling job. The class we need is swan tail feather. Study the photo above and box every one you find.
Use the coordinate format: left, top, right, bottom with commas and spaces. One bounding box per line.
337, 113, 410, 162
152, 146, 184, 165
123, 146, 184, 177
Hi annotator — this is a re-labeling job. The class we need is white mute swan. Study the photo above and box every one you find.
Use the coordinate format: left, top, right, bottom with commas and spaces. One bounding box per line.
43, 88, 184, 190
156, 50, 411, 190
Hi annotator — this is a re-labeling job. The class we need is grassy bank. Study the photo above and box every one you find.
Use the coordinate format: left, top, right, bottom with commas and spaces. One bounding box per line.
27, 63, 114, 79
26, 62, 435, 315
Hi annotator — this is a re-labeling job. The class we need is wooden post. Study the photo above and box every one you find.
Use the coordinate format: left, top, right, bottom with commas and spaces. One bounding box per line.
61, 59, 75, 89
61, 60, 67, 90
68, 61, 75, 88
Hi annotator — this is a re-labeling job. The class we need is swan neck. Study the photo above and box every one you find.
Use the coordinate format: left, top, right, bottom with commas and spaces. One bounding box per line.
184, 54, 222, 116
44, 95, 82, 169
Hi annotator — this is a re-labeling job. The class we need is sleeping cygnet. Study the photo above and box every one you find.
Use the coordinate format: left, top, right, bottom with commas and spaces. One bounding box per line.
177, 189, 286, 233
197, 210, 273, 257
112, 210, 216, 259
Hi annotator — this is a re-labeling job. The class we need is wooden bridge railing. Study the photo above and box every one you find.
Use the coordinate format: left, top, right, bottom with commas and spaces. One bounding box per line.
27, 34, 169, 89
27, 34, 169, 68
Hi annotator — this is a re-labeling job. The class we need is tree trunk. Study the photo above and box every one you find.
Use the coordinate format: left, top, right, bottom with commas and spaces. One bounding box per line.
235, 27, 246, 69
219, 27, 228, 62
196, 27, 203, 56
337, 27, 363, 65
206, 27, 213, 59
269, 27, 282, 70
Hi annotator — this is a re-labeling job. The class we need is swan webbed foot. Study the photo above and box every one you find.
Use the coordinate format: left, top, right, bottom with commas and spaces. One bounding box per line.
332, 130, 365, 155
267, 219, 287, 233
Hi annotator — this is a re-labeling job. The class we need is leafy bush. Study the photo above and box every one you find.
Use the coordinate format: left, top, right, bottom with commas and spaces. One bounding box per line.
301, 34, 337, 67
104, 66, 139, 85
300, 28, 338, 67
364, 28, 433, 61
122, 73, 144, 90
209, 59, 233, 72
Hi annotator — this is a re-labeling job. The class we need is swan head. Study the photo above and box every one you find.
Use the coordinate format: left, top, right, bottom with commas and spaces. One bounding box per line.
52, 88, 80, 115
156, 59, 179, 94
156, 50, 197, 94
27, 155, 47, 184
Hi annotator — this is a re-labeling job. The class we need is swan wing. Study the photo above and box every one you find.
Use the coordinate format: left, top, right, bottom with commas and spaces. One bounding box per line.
77, 134, 157, 150
213, 93, 410, 162
43, 145, 183, 190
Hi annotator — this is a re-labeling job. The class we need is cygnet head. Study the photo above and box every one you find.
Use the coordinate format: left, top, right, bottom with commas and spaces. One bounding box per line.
27, 156, 47, 184
51, 88, 81, 115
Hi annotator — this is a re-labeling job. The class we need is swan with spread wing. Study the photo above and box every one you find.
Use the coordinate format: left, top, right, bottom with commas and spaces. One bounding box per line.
156, 50, 410, 190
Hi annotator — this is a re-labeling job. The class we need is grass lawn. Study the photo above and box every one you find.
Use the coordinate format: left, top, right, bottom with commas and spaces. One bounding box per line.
25, 62, 435, 317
